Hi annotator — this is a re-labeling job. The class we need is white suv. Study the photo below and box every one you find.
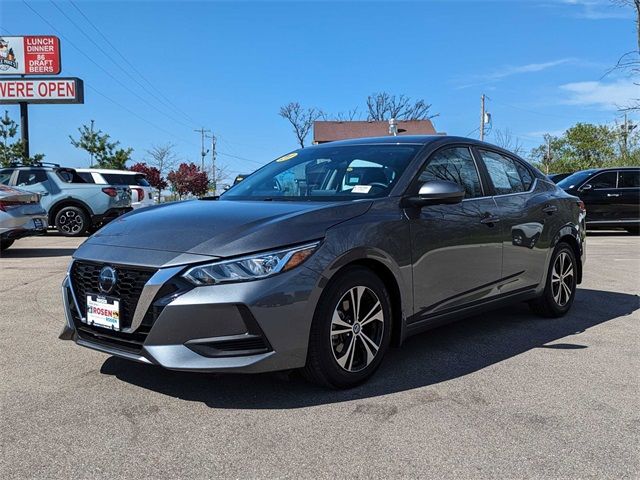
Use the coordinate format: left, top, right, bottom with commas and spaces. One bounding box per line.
76, 169, 155, 209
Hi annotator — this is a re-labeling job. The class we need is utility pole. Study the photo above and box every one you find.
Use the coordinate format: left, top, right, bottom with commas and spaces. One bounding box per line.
545, 134, 552, 175
620, 113, 637, 156
480, 94, 485, 141
206, 133, 217, 195
194, 127, 211, 171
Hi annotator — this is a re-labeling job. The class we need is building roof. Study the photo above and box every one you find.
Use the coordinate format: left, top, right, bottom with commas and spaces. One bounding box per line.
313, 120, 438, 144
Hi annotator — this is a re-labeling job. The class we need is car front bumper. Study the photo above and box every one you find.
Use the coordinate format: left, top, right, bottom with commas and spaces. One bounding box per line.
59, 260, 323, 373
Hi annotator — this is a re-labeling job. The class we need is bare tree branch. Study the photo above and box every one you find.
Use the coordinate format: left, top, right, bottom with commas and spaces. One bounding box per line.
279, 102, 323, 148
493, 128, 525, 156
365, 92, 438, 121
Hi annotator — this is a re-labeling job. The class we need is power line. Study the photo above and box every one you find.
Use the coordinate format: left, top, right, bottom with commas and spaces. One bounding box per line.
48, 0, 195, 130
67, 0, 200, 126
22, 0, 194, 130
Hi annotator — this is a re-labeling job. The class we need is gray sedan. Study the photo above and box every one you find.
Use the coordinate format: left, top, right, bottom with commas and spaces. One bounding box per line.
0, 184, 47, 251
60, 136, 586, 388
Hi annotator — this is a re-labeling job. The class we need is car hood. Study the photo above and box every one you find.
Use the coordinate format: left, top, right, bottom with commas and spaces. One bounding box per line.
76, 199, 372, 266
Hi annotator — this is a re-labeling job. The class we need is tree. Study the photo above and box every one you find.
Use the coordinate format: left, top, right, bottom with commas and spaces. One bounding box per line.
365, 92, 436, 121
167, 162, 209, 199
528, 123, 636, 173
279, 102, 323, 148
129, 162, 167, 198
145, 143, 177, 180
492, 128, 525, 156
0, 110, 45, 167
69, 121, 133, 169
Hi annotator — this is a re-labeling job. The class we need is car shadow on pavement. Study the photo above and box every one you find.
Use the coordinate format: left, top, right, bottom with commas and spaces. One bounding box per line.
100, 288, 639, 409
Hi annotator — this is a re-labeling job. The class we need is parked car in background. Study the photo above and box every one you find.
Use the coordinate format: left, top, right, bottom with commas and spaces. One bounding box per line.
548, 172, 572, 183
0, 184, 47, 251
60, 136, 586, 388
75, 169, 154, 209
0, 163, 132, 237
558, 167, 639, 234
233, 173, 251, 185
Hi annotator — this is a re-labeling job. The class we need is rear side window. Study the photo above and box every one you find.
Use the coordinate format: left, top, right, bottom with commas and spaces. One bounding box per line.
56, 169, 86, 183
618, 170, 639, 188
419, 147, 483, 198
480, 150, 528, 195
102, 173, 149, 186
77, 172, 96, 183
17, 169, 48, 186
589, 171, 617, 189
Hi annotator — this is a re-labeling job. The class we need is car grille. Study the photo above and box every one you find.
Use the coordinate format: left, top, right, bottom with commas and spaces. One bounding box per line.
70, 261, 156, 329
68, 261, 176, 353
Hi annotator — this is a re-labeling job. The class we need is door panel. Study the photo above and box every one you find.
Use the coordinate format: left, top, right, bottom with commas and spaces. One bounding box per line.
617, 170, 640, 223
579, 171, 619, 223
408, 146, 502, 322
409, 198, 503, 321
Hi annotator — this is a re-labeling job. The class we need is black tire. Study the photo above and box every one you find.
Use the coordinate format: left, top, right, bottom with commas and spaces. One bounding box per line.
303, 266, 392, 389
55, 206, 89, 237
529, 242, 577, 318
0, 239, 14, 252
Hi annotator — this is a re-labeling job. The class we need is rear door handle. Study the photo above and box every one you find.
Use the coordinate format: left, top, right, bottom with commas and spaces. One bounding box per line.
542, 204, 558, 215
606, 193, 621, 197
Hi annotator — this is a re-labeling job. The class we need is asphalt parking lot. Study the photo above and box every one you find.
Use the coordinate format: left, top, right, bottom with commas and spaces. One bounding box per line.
1, 232, 638, 479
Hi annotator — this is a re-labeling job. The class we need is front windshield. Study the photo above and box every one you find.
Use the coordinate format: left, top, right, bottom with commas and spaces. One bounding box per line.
221, 144, 421, 201
557, 170, 595, 190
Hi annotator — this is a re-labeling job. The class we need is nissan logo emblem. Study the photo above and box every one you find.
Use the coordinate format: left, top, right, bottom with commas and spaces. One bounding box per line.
98, 266, 117, 294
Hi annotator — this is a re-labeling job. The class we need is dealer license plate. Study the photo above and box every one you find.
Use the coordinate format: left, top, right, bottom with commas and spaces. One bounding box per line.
33, 218, 44, 229
86, 294, 120, 330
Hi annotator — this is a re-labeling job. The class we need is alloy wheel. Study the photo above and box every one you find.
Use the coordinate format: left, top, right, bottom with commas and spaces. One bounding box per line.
330, 286, 385, 372
58, 210, 84, 235
551, 251, 574, 307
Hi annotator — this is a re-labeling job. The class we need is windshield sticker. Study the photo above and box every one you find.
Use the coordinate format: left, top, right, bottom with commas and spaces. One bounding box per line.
276, 152, 298, 162
352, 185, 372, 194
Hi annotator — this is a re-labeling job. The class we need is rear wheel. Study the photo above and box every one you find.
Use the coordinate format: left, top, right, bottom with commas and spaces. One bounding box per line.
0, 239, 14, 251
529, 242, 577, 318
55, 206, 89, 237
303, 267, 392, 389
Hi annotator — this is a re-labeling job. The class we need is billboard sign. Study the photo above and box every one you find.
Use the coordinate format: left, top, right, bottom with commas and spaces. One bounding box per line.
0, 36, 61, 75
0, 78, 84, 104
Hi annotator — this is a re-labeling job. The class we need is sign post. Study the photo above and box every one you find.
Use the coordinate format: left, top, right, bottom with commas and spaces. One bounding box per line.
0, 35, 79, 160
20, 102, 29, 158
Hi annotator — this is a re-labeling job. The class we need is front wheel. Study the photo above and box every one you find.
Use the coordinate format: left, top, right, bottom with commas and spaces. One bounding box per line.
55, 206, 89, 237
303, 267, 392, 389
529, 242, 577, 318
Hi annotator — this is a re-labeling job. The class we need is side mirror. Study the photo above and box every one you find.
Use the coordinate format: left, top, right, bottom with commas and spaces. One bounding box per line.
579, 184, 593, 192
403, 180, 465, 207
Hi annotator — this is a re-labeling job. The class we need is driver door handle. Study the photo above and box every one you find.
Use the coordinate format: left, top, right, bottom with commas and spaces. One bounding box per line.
480, 214, 500, 225
606, 193, 621, 197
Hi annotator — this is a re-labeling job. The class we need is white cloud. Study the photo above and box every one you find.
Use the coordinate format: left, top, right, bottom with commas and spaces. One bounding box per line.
559, 79, 639, 109
455, 58, 576, 89
558, 0, 629, 19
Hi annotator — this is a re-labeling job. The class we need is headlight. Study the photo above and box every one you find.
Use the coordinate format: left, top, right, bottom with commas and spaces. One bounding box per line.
182, 241, 320, 286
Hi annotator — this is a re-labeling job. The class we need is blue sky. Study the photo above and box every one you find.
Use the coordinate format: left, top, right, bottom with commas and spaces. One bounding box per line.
0, 0, 638, 182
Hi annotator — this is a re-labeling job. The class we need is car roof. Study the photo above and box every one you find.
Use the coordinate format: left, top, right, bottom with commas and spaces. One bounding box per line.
75, 168, 141, 175
311, 134, 517, 150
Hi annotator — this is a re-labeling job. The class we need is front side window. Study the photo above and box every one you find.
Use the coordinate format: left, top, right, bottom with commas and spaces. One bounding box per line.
16, 169, 48, 186
618, 170, 639, 188
480, 150, 527, 195
222, 144, 421, 201
418, 147, 482, 198
590, 171, 617, 189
